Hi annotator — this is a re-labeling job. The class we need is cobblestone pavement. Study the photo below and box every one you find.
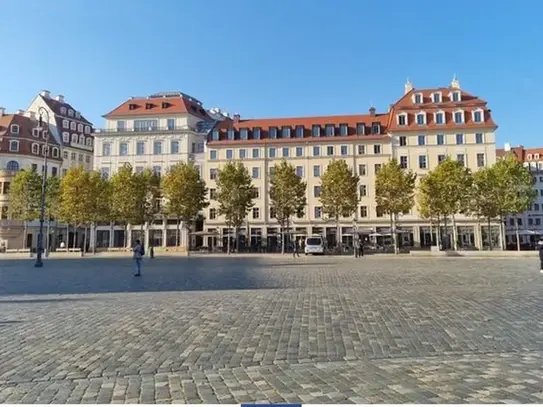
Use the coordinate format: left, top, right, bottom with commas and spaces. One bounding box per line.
0, 256, 542, 403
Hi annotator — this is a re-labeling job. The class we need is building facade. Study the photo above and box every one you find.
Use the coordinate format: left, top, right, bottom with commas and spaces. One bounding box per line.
497, 143, 543, 248
203, 78, 498, 251
92, 91, 217, 249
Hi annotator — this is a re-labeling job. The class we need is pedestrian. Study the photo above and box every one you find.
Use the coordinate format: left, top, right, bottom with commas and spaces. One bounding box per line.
292, 238, 299, 258
538, 239, 543, 274
133, 239, 144, 276
358, 238, 364, 257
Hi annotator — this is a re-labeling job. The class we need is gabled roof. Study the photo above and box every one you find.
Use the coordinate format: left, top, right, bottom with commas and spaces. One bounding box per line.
496, 146, 543, 161
41, 96, 92, 125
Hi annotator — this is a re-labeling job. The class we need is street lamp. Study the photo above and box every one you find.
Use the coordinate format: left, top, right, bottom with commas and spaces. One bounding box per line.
34, 107, 50, 268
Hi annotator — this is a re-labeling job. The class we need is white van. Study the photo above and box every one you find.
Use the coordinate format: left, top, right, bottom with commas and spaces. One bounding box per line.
304, 235, 325, 255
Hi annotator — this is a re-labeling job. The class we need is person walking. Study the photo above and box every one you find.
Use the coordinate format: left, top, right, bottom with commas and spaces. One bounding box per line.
538, 239, 543, 274
133, 239, 144, 276
292, 238, 300, 258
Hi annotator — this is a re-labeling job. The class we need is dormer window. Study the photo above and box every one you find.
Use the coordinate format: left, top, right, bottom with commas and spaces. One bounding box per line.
79, 135, 85, 144
68, 109, 74, 116
31, 143, 39, 154
253, 127, 261, 139
527, 154, 532, 160
472, 109, 483, 123
356, 123, 365, 136
269, 127, 278, 139
211, 129, 219, 141
339, 123, 348, 136
451, 91, 461, 102
371, 122, 381, 134
60, 107, 67, 115
227, 128, 235, 140
145, 103, 153, 110
75, 111, 81, 118
295, 125, 304, 138
535, 153, 540, 160
78, 123, 84, 132
413, 93, 423, 104
62, 132, 69, 143
397, 113, 407, 126
432, 92, 442, 103
32, 128, 39, 137
161, 102, 170, 109
85, 125, 91, 134
63, 120, 69, 128
282, 126, 291, 138
434, 111, 445, 125
240, 128, 248, 140
454, 110, 464, 124
312, 125, 321, 137
10, 124, 19, 134
416, 112, 426, 125
128, 104, 137, 110
70, 122, 76, 131
325, 124, 335, 137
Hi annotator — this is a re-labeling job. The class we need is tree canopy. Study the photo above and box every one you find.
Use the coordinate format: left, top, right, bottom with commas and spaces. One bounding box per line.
8, 169, 42, 222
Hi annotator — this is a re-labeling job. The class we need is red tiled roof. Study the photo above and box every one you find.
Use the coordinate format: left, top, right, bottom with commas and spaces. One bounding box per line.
496, 146, 543, 161
104, 95, 210, 120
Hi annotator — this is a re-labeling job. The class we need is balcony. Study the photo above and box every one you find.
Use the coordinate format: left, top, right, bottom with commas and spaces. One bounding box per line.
94, 125, 203, 135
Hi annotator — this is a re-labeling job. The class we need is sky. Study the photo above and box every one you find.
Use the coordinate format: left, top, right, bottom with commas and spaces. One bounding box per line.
0, 0, 542, 147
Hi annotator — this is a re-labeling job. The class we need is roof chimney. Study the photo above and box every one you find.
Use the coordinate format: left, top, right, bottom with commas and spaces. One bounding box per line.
55, 94, 64, 103
451, 74, 460, 89
369, 106, 376, 116
16, 109, 24, 115
0, 107, 4, 117
504, 142, 511, 152
40, 90, 51, 98
404, 78, 413, 94
233, 113, 240, 123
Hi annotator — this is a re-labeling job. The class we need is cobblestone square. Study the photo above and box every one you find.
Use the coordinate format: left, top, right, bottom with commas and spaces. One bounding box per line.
0, 255, 542, 403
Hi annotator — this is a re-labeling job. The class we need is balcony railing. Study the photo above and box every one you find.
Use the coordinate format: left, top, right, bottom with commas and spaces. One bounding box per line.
94, 126, 205, 135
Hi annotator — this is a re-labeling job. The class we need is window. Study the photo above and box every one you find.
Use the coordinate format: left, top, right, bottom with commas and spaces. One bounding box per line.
400, 156, 408, 169
438, 154, 446, 163
435, 112, 444, 125
209, 208, 216, 219
326, 124, 335, 137
78, 153, 83, 162
252, 148, 259, 158
226, 149, 233, 159
100, 167, 109, 179
240, 128, 248, 140
357, 145, 365, 155
79, 134, 85, 145
282, 127, 291, 138
371, 122, 380, 134
374, 163, 382, 173
62, 120, 69, 128
313, 146, 320, 156
452, 91, 460, 102
70, 134, 77, 144
477, 153, 485, 167
6, 160, 19, 171
457, 154, 465, 167
437, 134, 444, 145
70, 122, 76, 130
211, 129, 219, 141
314, 207, 322, 218
63, 151, 68, 159
62, 168, 67, 177
252, 167, 260, 179
252, 208, 260, 219
282, 147, 289, 157
359, 185, 367, 197
414, 93, 422, 104
356, 123, 365, 135
358, 164, 366, 176
473, 110, 483, 123
327, 146, 334, 156
86, 137, 93, 147
77, 123, 83, 132
376, 206, 384, 217
239, 149, 247, 159
475, 133, 484, 144
454, 111, 463, 124
136, 141, 145, 155
85, 155, 90, 163
296, 146, 303, 157
116, 120, 125, 131
269, 127, 278, 139
71, 152, 76, 160
227, 129, 235, 140
313, 165, 321, 177
399, 136, 407, 146
31, 143, 39, 154
295, 125, 304, 138
68, 109, 74, 117
433, 93, 441, 103
60, 107, 67, 115
418, 155, 427, 169
167, 118, 175, 130
268, 147, 276, 158
9, 140, 19, 152
51, 166, 58, 177
314, 186, 321, 197
171, 140, 179, 153
270, 207, 276, 219
360, 206, 368, 218
456, 133, 464, 145
85, 125, 91, 134
119, 142, 128, 156
340, 145, 348, 156
153, 141, 162, 155
210, 168, 217, 180
62, 132, 69, 143
339, 123, 348, 136
253, 127, 261, 139
52, 148, 59, 158
312, 125, 320, 137
296, 166, 303, 177
416, 113, 425, 125
209, 150, 217, 160
10, 124, 19, 134
373, 144, 381, 154
417, 135, 426, 146
397, 114, 407, 126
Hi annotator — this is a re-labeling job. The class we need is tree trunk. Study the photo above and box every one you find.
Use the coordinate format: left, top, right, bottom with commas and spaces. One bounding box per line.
499, 215, 505, 250
336, 216, 340, 248
390, 213, 398, 254
92, 223, 96, 254
487, 217, 493, 251
124, 225, 128, 248
515, 217, 521, 251
66, 224, 69, 249
72, 226, 78, 251
452, 215, 458, 251
443, 216, 448, 250
227, 225, 231, 254
235, 226, 239, 253
436, 216, 441, 249
109, 222, 114, 248
176, 217, 180, 247
22, 221, 27, 249
46, 219, 51, 256
280, 225, 285, 254
82, 227, 88, 257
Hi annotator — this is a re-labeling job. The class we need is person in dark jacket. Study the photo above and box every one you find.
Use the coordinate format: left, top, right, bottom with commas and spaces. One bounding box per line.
538, 239, 543, 273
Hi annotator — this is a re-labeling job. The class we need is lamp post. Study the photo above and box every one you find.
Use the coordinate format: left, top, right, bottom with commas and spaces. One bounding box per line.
34, 107, 50, 268
353, 215, 358, 258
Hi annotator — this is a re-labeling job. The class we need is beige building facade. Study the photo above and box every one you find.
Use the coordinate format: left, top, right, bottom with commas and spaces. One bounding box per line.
203, 78, 499, 251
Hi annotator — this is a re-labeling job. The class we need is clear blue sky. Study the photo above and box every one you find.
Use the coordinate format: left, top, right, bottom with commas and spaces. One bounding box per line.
1, 0, 541, 147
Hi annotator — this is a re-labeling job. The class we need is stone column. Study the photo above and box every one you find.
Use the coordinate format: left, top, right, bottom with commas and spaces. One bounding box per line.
413, 225, 421, 248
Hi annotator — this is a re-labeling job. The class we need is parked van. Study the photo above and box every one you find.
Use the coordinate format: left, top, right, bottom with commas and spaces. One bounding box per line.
304, 235, 325, 255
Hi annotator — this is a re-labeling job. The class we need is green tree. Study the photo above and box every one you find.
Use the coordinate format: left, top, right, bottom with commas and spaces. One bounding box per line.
417, 171, 445, 248
162, 162, 208, 248
215, 161, 254, 254
319, 160, 359, 247
493, 153, 537, 250
110, 164, 138, 246
132, 169, 162, 246
87, 171, 112, 253
269, 160, 307, 254
8, 169, 42, 249
375, 158, 417, 254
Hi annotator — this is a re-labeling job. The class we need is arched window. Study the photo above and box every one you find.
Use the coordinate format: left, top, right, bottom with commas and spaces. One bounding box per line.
9, 140, 19, 152
52, 147, 59, 158
68, 109, 74, 117
71, 133, 78, 143
6, 160, 19, 171
31, 143, 39, 154
77, 123, 83, 132
79, 135, 85, 144
84, 125, 91, 134
10, 124, 20, 134
70, 122, 76, 130
86, 137, 93, 146
62, 132, 70, 143
60, 107, 67, 115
